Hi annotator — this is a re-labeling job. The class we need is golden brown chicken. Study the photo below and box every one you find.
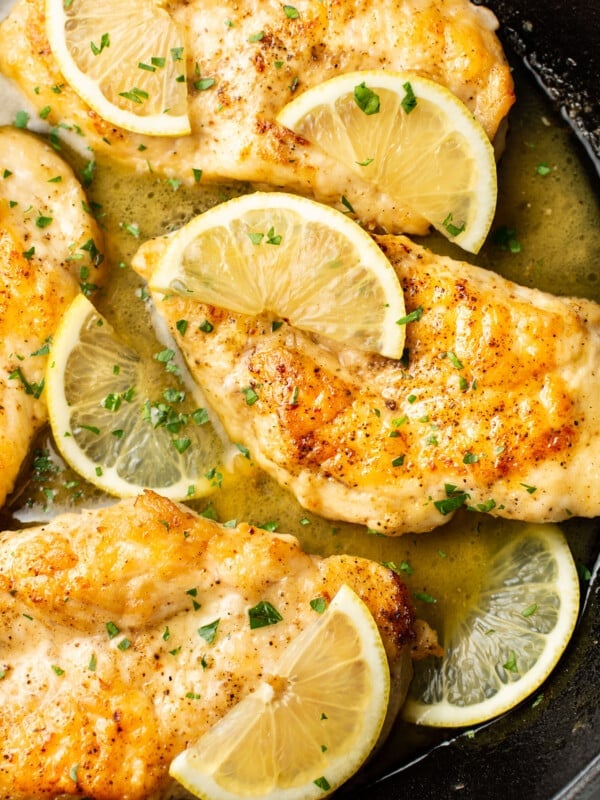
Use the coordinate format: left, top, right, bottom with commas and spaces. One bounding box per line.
133, 232, 600, 534
0, 126, 105, 509
0, 490, 419, 800
0, 0, 514, 233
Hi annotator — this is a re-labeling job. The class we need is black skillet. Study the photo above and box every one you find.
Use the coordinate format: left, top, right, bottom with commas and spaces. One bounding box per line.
341, 1, 600, 798
0, 2, 597, 798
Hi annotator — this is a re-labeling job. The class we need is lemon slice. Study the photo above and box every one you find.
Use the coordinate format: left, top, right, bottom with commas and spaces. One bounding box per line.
277, 71, 497, 253
45, 293, 224, 500
402, 524, 580, 727
134, 191, 407, 359
45, 0, 190, 136
170, 584, 390, 800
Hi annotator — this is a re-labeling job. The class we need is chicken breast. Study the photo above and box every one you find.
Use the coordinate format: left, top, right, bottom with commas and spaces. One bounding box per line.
0, 489, 419, 800
0, 0, 514, 233
0, 127, 105, 509
133, 233, 600, 535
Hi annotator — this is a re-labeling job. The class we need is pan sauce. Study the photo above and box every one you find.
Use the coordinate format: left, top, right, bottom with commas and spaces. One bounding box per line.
1, 55, 599, 781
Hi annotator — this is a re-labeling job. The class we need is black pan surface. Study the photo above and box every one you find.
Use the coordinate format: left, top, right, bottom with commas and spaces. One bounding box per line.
342, 1, 600, 797
0, 2, 596, 799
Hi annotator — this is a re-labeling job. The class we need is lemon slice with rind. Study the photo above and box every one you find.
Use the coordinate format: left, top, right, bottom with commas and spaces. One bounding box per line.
45, 0, 190, 136
170, 584, 390, 800
134, 191, 407, 359
46, 293, 224, 500
402, 524, 580, 727
277, 71, 497, 253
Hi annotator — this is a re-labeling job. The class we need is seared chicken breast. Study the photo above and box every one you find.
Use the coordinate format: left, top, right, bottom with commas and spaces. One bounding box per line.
0, 0, 514, 233
0, 127, 104, 509
134, 233, 600, 534
0, 490, 418, 800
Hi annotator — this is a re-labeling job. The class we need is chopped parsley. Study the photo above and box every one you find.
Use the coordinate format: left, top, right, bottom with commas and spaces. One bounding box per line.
401, 81, 417, 113
520, 483, 537, 494
396, 306, 423, 326
443, 351, 464, 370
242, 386, 259, 405
492, 225, 522, 254
442, 212, 466, 237
353, 82, 380, 115
414, 591, 436, 604
248, 600, 283, 629
235, 442, 250, 458
35, 214, 53, 228
341, 195, 355, 214
194, 77, 216, 91
90, 33, 110, 55
106, 621, 120, 639
503, 651, 518, 672
382, 559, 413, 576
119, 87, 149, 104
14, 110, 29, 129
521, 603, 538, 617
310, 596, 328, 614
434, 483, 470, 515
9, 367, 44, 399
197, 618, 220, 644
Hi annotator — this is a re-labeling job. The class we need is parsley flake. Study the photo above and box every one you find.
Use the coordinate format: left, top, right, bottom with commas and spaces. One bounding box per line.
442, 212, 466, 237
401, 81, 417, 113
248, 600, 283, 629
310, 596, 328, 614
396, 306, 423, 326
354, 82, 380, 115
198, 618, 220, 644
90, 33, 110, 55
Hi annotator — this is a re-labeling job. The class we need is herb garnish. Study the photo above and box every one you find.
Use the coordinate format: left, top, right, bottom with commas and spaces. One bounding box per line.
401, 81, 417, 113
90, 33, 110, 55
248, 600, 283, 629
198, 619, 220, 644
396, 306, 423, 326
434, 483, 470, 515
442, 212, 466, 237
353, 82, 380, 115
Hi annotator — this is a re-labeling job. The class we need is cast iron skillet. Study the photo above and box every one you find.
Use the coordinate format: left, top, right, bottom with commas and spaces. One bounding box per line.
287, 0, 588, 793
341, 2, 600, 798
0, 2, 596, 798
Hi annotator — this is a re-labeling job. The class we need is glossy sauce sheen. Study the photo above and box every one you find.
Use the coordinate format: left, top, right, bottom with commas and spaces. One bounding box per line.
0, 56, 599, 789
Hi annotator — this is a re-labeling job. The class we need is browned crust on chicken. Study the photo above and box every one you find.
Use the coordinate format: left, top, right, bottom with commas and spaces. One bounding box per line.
0, 0, 514, 233
0, 490, 416, 799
